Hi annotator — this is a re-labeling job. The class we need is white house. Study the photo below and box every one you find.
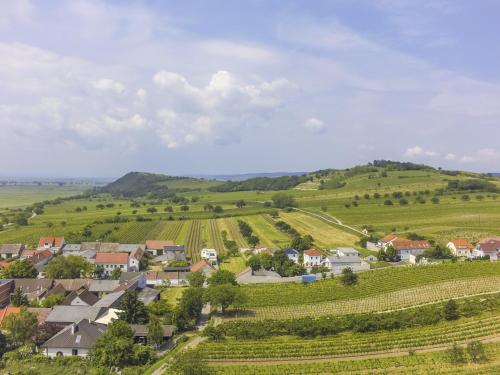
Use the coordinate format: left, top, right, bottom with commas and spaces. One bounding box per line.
41, 319, 106, 358
335, 247, 360, 257
303, 249, 322, 267
283, 248, 299, 263
377, 234, 398, 248
37, 236, 66, 253
201, 248, 218, 267
388, 239, 430, 261
129, 247, 144, 271
323, 248, 369, 272
446, 240, 474, 258
474, 239, 500, 260
95, 252, 129, 276
0, 244, 24, 259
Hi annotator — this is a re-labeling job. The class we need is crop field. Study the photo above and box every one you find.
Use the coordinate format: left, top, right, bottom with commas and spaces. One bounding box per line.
185, 220, 203, 262
278, 211, 360, 248
243, 215, 290, 248
237, 262, 500, 308
226, 278, 500, 320
199, 313, 500, 360
0, 184, 88, 209
222, 218, 248, 248
208, 343, 500, 374
208, 219, 225, 253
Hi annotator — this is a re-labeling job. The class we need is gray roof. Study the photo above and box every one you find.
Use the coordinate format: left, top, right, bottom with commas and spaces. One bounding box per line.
63, 249, 96, 260
119, 272, 142, 284
326, 255, 362, 264
93, 291, 125, 308
0, 244, 23, 255
63, 288, 99, 306
46, 306, 107, 324
131, 324, 175, 337
13, 278, 54, 294
155, 252, 187, 263
41, 319, 107, 349
119, 244, 145, 253
54, 279, 91, 292
63, 244, 81, 252
283, 248, 298, 255
335, 247, 359, 255
89, 280, 120, 293
137, 287, 160, 305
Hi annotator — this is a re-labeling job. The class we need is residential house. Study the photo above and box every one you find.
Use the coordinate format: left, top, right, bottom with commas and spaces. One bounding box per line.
201, 248, 218, 267
303, 249, 323, 267
190, 260, 216, 279
45, 306, 108, 325
155, 246, 187, 263
62, 244, 81, 254
129, 247, 144, 272
335, 247, 360, 257
377, 234, 398, 248
131, 324, 175, 346
93, 291, 125, 309
95, 252, 129, 276
62, 287, 99, 306
0, 280, 14, 307
28, 250, 54, 273
145, 240, 174, 256
41, 319, 107, 358
89, 280, 120, 295
388, 239, 430, 261
37, 237, 66, 253
283, 248, 299, 263
12, 278, 54, 302
474, 239, 500, 260
145, 271, 188, 287
0, 244, 24, 259
323, 248, 369, 272
447, 239, 474, 258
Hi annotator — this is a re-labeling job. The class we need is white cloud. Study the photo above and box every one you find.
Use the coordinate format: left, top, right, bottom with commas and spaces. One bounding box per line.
445, 153, 457, 161
459, 148, 500, 163
404, 146, 437, 158
304, 117, 326, 134
93, 78, 126, 94
136, 88, 147, 100
0, 0, 34, 28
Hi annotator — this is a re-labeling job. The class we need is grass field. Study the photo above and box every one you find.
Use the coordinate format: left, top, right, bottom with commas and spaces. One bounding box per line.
220, 256, 247, 274
0, 184, 88, 209
243, 215, 290, 248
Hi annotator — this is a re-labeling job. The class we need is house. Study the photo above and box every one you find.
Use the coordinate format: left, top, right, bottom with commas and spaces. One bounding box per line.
95, 252, 129, 276
303, 249, 323, 267
137, 287, 160, 306
254, 245, 268, 254
378, 234, 398, 248
28, 250, 54, 272
0, 280, 14, 307
129, 247, 144, 272
62, 244, 81, 254
45, 306, 108, 325
93, 291, 125, 309
145, 271, 188, 287
335, 247, 360, 257
37, 237, 66, 253
131, 324, 175, 346
474, 239, 500, 260
388, 239, 430, 261
155, 246, 187, 263
12, 278, 54, 301
41, 319, 107, 358
0, 244, 24, 259
283, 248, 299, 263
323, 254, 369, 273
89, 280, 120, 295
447, 239, 474, 258
0, 306, 51, 326
63, 249, 96, 263
190, 260, 216, 278
201, 248, 218, 267
145, 240, 174, 256
53, 279, 92, 293
62, 287, 99, 306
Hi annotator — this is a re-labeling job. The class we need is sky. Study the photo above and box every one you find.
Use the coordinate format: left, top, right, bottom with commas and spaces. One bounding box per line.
1, 0, 499, 177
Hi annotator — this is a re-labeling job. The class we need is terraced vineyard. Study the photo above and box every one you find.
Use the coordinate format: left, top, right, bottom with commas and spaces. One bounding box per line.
209, 219, 225, 253
227, 278, 500, 320
185, 220, 202, 262
199, 313, 500, 360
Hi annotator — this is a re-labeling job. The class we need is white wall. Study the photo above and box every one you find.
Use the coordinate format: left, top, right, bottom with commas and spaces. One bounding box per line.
45, 347, 89, 358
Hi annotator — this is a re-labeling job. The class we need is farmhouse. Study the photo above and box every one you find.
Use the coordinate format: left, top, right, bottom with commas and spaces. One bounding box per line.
378, 234, 398, 248
129, 247, 144, 271
191, 259, 216, 278
145, 240, 174, 256
41, 319, 106, 358
0, 244, 24, 259
474, 238, 500, 260
95, 252, 129, 276
389, 239, 430, 261
323, 248, 369, 272
283, 248, 299, 263
447, 239, 474, 258
303, 249, 322, 267
201, 248, 218, 267
37, 237, 66, 253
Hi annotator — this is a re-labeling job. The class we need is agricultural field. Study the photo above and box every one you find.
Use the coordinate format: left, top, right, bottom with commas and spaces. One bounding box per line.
242, 215, 290, 248
185, 220, 203, 262
0, 184, 88, 209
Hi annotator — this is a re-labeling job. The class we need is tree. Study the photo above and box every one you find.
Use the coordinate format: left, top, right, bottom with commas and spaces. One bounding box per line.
213, 205, 223, 213
448, 343, 466, 365
111, 267, 122, 280
467, 341, 487, 363
11, 287, 29, 307
44, 255, 92, 279
187, 270, 206, 287
444, 299, 460, 321
148, 299, 174, 324
205, 285, 245, 314
340, 267, 358, 286
0, 331, 7, 358
147, 315, 164, 349
118, 291, 149, 324
93, 265, 105, 279
271, 193, 297, 208
41, 293, 64, 308
89, 320, 136, 368
207, 270, 237, 286
248, 235, 259, 247
1, 307, 37, 346
180, 205, 189, 212
175, 288, 204, 330
246, 256, 261, 271
235, 200, 246, 208
0, 259, 37, 278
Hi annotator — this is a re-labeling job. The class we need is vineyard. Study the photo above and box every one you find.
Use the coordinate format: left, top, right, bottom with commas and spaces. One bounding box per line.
209, 343, 500, 374
237, 262, 500, 308
208, 219, 225, 254
227, 277, 500, 320
185, 220, 202, 262
199, 313, 500, 360
243, 215, 290, 248
224, 218, 248, 248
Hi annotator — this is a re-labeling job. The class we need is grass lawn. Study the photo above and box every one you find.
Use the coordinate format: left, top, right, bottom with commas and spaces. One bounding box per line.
162, 287, 187, 308
220, 256, 247, 274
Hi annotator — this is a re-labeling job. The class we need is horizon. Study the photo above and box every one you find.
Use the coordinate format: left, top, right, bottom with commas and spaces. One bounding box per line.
1, 1, 499, 177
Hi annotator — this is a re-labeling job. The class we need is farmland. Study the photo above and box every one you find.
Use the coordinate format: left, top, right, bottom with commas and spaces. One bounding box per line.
0, 184, 88, 209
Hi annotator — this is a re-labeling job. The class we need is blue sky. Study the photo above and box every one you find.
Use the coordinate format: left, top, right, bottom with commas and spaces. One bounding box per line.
0, 0, 499, 177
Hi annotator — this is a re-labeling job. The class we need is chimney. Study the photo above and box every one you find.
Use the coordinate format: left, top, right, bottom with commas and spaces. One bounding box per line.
71, 323, 77, 335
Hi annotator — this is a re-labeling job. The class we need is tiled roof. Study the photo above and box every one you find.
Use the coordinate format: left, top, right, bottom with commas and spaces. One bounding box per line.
146, 240, 174, 250
0, 307, 20, 324
0, 244, 24, 255
191, 259, 215, 273
95, 252, 129, 264
304, 249, 322, 256
130, 247, 144, 260
38, 237, 65, 247
46, 306, 106, 324
450, 239, 474, 249
478, 239, 500, 253
29, 250, 53, 264
381, 234, 398, 243
391, 239, 430, 250
41, 319, 107, 349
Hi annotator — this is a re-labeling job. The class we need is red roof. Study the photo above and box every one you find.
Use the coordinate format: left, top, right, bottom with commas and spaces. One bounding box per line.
190, 259, 215, 273
255, 244, 267, 249
38, 237, 65, 248
304, 249, 321, 256
451, 239, 474, 250
478, 239, 500, 254
146, 240, 174, 250
95, 252, 129, 264
391, 239, 430, 250
381, 234, 398, 243
0, 307, 20, 324
29, 250, 53, 264
21, 249, 38, 258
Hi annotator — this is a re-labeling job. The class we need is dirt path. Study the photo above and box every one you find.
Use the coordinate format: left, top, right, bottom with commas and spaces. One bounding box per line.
291, 207, 367, 236
208, 335, 500, 366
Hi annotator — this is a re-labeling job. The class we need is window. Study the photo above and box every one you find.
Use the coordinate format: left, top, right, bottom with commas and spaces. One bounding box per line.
56, 351, 63, 356
72, 349, 78, 356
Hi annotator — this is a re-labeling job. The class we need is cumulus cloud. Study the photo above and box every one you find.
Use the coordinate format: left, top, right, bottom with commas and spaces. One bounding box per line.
404, 146, 437, 158
93, 78, 126, 94
459, 148, 499, 163
304, 117, 326, 134
445, 153, 457, 161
